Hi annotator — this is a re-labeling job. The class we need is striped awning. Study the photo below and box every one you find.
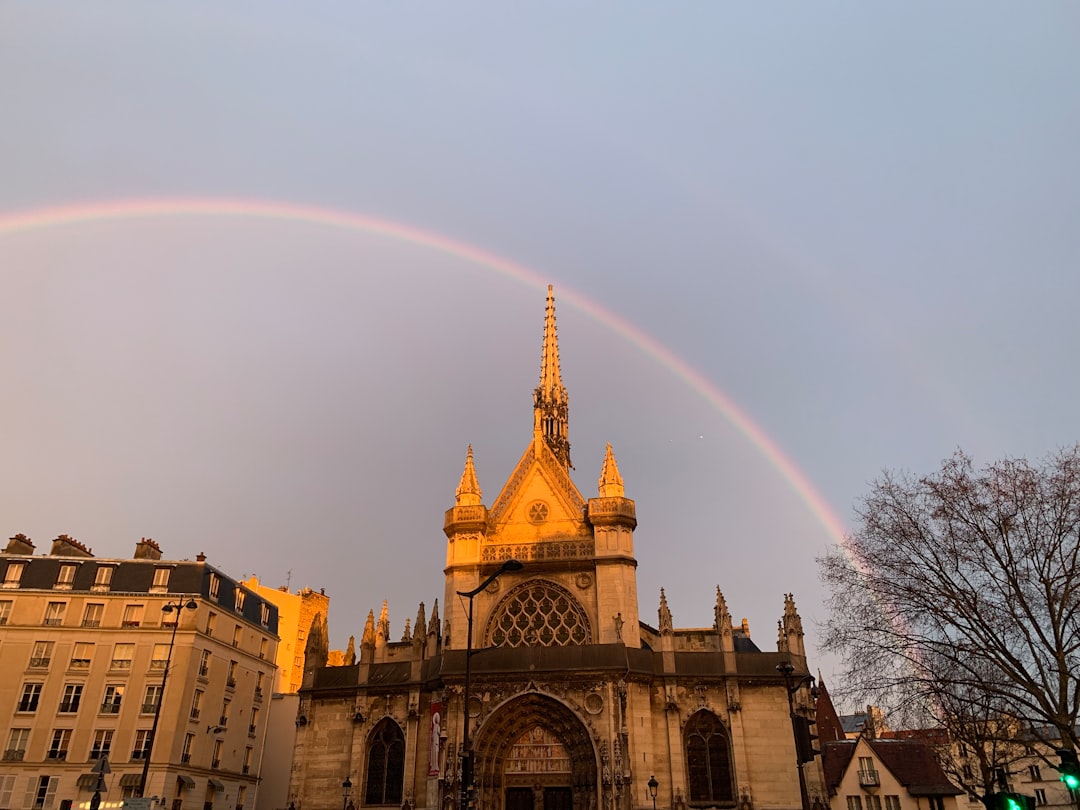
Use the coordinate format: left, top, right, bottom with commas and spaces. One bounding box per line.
119, 774, 143, 788
76, 775, 99, 790
176, 776, 195, 790
207, 779, 224, 791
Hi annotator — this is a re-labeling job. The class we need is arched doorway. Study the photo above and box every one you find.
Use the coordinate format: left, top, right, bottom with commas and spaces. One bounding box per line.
472, 693, 597, 810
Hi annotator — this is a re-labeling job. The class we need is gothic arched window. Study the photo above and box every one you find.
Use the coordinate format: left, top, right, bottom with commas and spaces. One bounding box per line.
485, 580, 591, 648
685, 711, 735, 806
364, 719, 405, 806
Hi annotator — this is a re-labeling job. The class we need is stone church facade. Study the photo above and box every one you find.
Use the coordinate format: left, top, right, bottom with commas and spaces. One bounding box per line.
288, 288, 825, 810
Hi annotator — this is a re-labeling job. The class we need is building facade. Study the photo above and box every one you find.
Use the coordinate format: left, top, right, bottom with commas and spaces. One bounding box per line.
289, 287, 825, 810
0, 534, 280, 810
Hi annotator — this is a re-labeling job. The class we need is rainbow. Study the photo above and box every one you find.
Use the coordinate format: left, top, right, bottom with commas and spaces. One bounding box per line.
0, 196, 849, 545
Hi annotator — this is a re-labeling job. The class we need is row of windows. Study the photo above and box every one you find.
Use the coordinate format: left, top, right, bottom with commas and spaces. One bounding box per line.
0, 599, 272, 630
188, 689, 260, 735
846, 796, 903, 810
16, 682, 162, 716
0, 774, 250, 810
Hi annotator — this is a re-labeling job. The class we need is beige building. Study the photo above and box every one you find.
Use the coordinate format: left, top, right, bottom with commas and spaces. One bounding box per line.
0, 534, 280, 810
289, 287, 825, 810
241, 578, 329, 695
822, 737, 963, 810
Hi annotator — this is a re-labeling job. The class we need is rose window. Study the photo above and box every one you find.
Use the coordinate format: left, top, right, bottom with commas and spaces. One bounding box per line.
486, 580, 591, 648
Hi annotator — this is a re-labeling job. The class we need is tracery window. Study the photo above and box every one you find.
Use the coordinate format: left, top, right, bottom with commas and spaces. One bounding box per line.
685, 711, 735, 806
486, 580, 591, 648
364, 719, 405, 806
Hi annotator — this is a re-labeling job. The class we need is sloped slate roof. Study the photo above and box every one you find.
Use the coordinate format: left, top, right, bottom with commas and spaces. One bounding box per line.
868, 739, 963, 796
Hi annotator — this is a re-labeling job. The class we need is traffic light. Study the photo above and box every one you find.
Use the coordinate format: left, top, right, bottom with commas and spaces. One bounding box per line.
989, 793, 1034, 810
794, 716, 819, 763
1058, 748, 1080, 790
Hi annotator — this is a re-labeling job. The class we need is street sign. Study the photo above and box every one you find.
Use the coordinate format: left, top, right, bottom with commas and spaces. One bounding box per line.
92, 756, 111, 775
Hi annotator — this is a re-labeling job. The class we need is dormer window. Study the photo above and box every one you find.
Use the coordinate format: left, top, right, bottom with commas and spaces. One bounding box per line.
209, 574, 220, 600
56, 565, 77, 590
151, 567, 171, 593
235, 590, 246, 612
3, 562, 24, 588
92, 566, 114, 592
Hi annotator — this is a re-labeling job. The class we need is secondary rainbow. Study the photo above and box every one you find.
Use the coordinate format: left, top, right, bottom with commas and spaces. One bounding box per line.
0, 196, 849, 546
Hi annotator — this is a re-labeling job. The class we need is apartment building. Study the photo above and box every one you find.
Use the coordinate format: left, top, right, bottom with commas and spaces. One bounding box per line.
0, 534, 279, 810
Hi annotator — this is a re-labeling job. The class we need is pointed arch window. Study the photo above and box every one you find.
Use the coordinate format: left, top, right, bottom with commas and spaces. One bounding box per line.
364, 719, 405, 806
685, 711, 735, 806
485, 580, 591, 648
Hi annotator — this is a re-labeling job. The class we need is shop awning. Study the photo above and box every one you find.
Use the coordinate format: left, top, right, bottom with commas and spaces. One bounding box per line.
76, 775, 99, 790
119, 775, 143, 788
207, 779, 224, 791
176, 776, 195, 790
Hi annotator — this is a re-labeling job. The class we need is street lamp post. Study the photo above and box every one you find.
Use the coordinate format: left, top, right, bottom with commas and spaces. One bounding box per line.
648, 775, 659, 810
458, 559, 524, 810
776, 662, 818, 810
138, 598, 199, 797
342, 777, 352, 810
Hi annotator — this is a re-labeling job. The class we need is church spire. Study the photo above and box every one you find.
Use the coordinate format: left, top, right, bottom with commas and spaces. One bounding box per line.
455, 445, 483, 506
533, 285, 572, 469
598, 443, 624, 497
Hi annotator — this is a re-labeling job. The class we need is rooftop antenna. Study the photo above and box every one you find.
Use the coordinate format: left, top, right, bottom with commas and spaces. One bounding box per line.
285, 569, 292, 591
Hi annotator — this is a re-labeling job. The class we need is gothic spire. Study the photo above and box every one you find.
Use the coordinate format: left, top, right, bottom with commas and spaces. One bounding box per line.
598, 443, 624, 497
533, 285, 572, 469
361, 609, 376, 649
455, 445, 483, 506
658, 587, 673, 634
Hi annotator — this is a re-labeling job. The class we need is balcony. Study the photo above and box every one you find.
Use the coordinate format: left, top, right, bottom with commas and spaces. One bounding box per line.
219, 716, 228, 727
70, 659, 91, 669
46, 750, 67, 761
181, 754, 191, 764
2, 750, 25, 761
211, 759, 220, 770
141, 703, 158, 714
859, 770, 881, 788
90, 749, 110, 760
149, 660, 167, 670
242, 765, 250, 774
82, 620, 101, 628
109, 660, 132, 670
16, 702, 38, 713
43, 618, 63, 626
226, 678, 236, 689
29, 657, 51, 668
190, 708, 201, 721
198, 666, 209, 678
131, 750, 148, 760
248, 725, 256, 737
253, 688, 263, 702
100, 703, 121, 714
59, 702, 80, 713
121, 621, 141, 629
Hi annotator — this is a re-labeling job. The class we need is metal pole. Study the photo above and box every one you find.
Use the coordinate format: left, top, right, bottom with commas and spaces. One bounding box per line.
777, 664, 811, 810
139, 599, 197, 798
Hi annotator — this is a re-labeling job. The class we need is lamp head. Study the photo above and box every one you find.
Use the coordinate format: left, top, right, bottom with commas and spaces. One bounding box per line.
648, 776, 659, 799
776, 662, 795, 676
501, 559, 524, 573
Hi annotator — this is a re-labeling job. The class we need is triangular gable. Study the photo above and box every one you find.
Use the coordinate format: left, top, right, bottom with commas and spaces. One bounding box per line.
489, 439, 585, 529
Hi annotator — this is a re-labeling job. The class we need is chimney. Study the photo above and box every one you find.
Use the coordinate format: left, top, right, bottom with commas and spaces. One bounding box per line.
49, 535, 93, 558
134, 538, 163, 560
3, 534, 35, 555
196, 552, 207, 562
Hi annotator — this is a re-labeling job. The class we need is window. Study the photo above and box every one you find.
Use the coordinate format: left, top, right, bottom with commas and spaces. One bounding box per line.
1030, 765, 1043, 782
151, 567, 170, 592
71, 642, 94, 669
866, 796, 882, 810
884, 796, 901, 810
1035, 790, 1047, 806
259, 638, 268, 660
43, 602, 66, 626
237, 786, 247, 810
248, 707, 259, 736
111, 643, 134, 669
143, 684, 163, 714
235, 590, 246, 612
18, 683, 43, 712
227, 660, 238, 687
206, 612, 217, 636
82, 603, 104, 628
0, 600, 11, 625
260, 603, 271, 627
212, 739, 223, 769
30, 641, 54, 668
487, 581, 591, 647
56, 564, 77, 589
92, 565, 114, 591
30, 775, 58, 810
90, 729, 113, 759
191, 689, 204, 720
684, 711, 735, 805
221, 698, 231, 726
847, 799, 864, 810
232, 625, 242, 648
2, 562, 24, 588
59, 684, 83, 713
364, 719, 405, 805
122, 604, 144, 628
101, 684, 124, 713
199, 649, 211, 677
243, 746, 253, 774
858, 756, 880, 786
47, 729, 71, 760
150, 643, 169, 670
928, 798, 945, 810
254, 671, 264, 698
181, 733, 195, 764
5, 728, 29, 760
132, 729, 152, 760
209, 574, 220, 600
0, 775, 15, 808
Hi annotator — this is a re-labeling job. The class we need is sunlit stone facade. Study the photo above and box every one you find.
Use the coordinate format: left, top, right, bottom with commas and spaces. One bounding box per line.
288, 288, 825, 810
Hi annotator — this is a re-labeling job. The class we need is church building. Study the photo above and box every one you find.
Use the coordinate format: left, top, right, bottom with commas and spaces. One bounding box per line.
288, 287, 824, 810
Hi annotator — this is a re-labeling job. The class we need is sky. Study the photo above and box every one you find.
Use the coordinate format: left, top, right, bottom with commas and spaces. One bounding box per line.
2, 4, 1078, 697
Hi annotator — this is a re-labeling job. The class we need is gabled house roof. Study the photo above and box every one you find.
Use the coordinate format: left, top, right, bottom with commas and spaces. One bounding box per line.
822, 738, 963, 798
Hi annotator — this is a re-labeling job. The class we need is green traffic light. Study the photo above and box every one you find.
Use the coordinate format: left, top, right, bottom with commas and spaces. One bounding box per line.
1062, 773, 1080, 790
1003, 796, 1022, 810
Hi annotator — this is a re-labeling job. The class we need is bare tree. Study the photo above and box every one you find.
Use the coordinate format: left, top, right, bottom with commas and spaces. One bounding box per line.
820, 447, 1080, 794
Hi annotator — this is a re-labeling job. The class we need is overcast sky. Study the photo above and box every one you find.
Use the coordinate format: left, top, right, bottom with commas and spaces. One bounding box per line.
2, 4, 1078, 694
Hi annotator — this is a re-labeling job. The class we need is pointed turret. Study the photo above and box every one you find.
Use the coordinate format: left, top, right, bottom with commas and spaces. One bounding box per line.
414, 603, 427, 642
455, 445, 483, 506
401, 618, 411, 642
780, 592, 806, 658
375, 600, 390, 648
361, 610, 376, 650
713, 586, 732, 634
344, 635, 356, 666
428, 599, 440, 637
658, 588, 673, 634
533, 285, 572, 469
597, 443, 624, 497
